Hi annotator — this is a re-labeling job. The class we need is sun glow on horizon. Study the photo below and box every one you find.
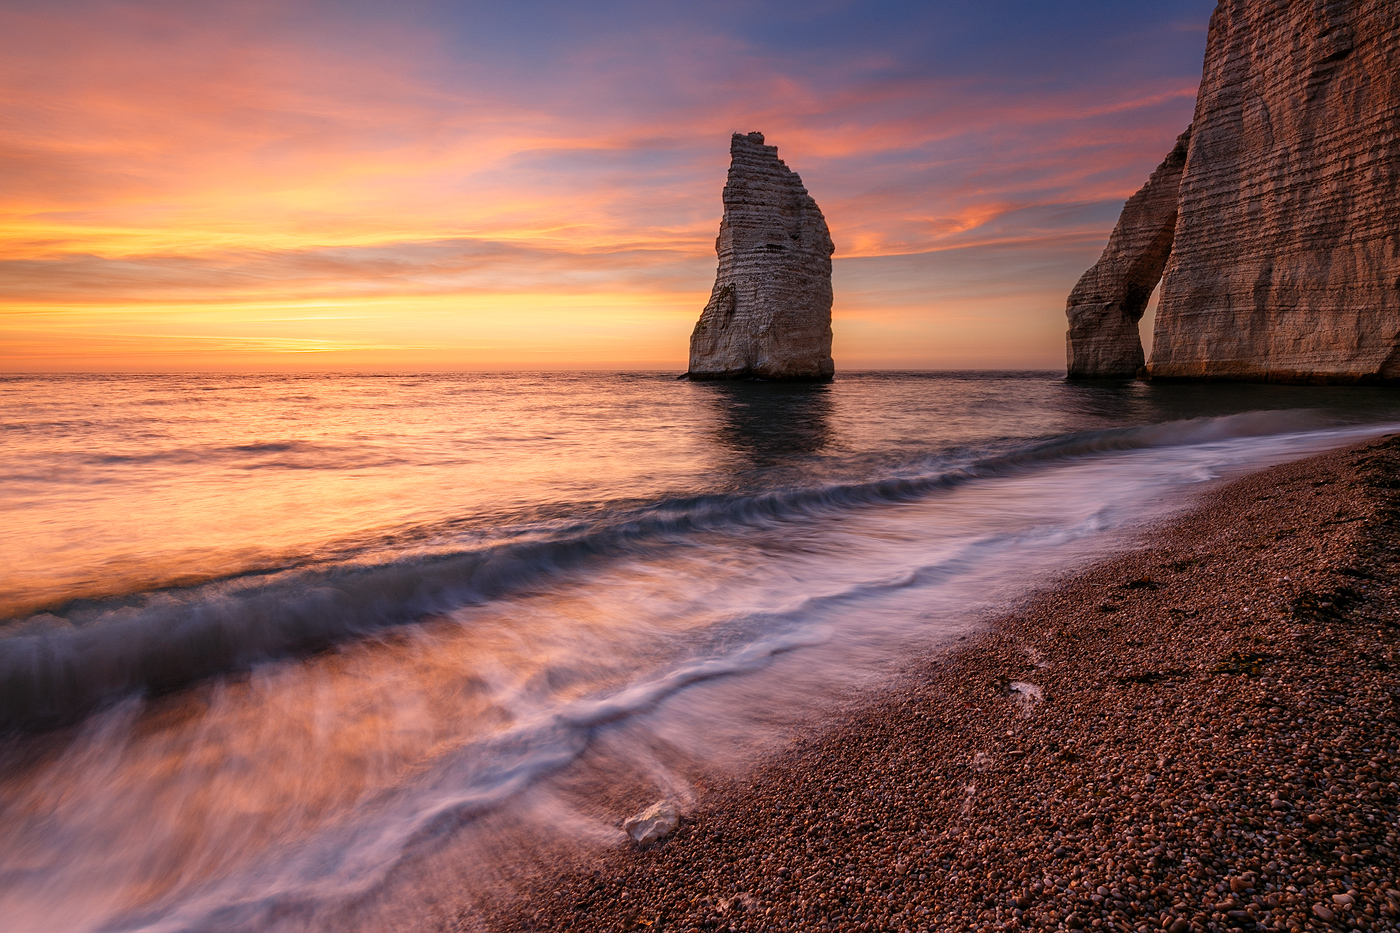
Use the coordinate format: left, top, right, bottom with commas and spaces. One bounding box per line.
0, 0, 1213, 372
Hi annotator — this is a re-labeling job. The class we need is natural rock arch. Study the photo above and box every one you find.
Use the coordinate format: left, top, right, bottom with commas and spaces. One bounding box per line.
1065, 128, 1191, 379
1067, 0, 1400, 385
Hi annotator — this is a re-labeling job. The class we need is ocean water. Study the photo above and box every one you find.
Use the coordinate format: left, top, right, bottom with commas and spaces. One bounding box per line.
2, 371, 1398, 932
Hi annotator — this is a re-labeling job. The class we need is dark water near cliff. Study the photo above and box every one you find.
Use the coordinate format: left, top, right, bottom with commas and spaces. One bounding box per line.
2, 371, 1398, 932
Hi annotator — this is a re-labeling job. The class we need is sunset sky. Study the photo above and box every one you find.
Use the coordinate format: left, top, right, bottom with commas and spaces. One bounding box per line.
1, 0, 1216, 372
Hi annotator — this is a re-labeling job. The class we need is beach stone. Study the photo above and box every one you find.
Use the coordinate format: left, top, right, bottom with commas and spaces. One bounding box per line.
687, 132, 835, 382
1065, 127, 1191, 378
484, 437, 1400, 933
623, 800, 680, 846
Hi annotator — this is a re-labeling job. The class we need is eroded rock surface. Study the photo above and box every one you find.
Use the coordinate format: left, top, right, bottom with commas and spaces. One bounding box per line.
1150, 0, 1400, 383
1068, 0, 1400, 384
1066, 128, 1192, 378
687, 132, 835, 381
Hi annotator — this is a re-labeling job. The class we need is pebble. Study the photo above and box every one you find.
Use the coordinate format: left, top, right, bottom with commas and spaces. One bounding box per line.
479, 436, 1400, 933
622, 800, 680, 846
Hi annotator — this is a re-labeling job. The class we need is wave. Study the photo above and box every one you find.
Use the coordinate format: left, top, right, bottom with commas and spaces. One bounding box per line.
80, 439, 413, 472
0, 409, 1377, 732
97, 623, 824, 933
98, 526, 1051, 932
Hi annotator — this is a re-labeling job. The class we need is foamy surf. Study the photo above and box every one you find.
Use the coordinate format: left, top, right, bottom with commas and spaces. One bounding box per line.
0, 408, 1376, 731
2, 372, 1398, 933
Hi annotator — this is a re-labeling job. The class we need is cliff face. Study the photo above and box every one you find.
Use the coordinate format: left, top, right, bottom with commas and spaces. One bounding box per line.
1152, 0, 1400, 382
688, 132, 835, 381
1068, 0, 1400, 383
1066, 128, 1192, 378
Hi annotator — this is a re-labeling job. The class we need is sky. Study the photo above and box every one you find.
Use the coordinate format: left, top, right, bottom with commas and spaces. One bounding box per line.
0, 0, 1218, 372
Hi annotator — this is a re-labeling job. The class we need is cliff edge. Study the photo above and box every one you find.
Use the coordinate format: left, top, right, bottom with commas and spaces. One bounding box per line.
687, 133, 835, 382
1068, 0, 1400, 383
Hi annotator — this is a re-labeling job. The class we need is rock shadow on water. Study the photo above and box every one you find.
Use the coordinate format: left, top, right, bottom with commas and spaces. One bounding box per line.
695, 381, 832, 466
1054, 377, 1400, 432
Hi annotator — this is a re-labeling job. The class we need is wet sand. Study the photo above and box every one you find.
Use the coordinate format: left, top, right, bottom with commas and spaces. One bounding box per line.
477, 434, 1400, 933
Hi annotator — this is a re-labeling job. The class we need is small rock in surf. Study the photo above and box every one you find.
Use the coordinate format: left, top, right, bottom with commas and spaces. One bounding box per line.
623, 800, 681, 845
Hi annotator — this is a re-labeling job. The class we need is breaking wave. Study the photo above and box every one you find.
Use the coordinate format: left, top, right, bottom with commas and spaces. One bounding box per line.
0, 407, 1375, 731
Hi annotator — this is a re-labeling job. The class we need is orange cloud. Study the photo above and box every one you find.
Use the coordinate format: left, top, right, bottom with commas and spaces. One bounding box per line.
0, 1, 1204, 371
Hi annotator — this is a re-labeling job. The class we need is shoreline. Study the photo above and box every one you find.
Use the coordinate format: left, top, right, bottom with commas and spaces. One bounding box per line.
476, 434, 1400, 933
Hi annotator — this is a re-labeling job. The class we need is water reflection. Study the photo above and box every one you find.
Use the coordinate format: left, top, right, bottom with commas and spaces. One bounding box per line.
5, 372, 1400, 932
694, 381, 833, 465
1057, 378, 1400, 428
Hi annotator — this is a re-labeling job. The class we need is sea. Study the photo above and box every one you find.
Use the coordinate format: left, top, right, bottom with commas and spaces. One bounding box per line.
2, 371, 1399, 932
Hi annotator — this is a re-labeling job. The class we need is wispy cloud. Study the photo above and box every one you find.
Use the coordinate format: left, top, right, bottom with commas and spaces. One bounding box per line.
0, 0, 1213, 370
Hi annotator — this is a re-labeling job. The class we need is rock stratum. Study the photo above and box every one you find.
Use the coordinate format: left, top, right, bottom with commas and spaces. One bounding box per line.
687, 132, 835, 381
1068, 0, 1400, 383
1066, 128, 1193, 378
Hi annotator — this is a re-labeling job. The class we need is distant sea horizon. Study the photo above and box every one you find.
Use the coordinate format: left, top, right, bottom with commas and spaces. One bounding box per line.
1, 366, 1069, 375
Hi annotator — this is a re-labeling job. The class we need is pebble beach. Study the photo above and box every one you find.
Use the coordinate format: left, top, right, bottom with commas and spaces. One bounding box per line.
481, 434, 1400, 933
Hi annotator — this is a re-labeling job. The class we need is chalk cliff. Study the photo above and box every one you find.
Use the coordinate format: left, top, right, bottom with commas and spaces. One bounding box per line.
687, 132, 835, 381
1068, 0, 1400, 383
1065, 128, 1192, 378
